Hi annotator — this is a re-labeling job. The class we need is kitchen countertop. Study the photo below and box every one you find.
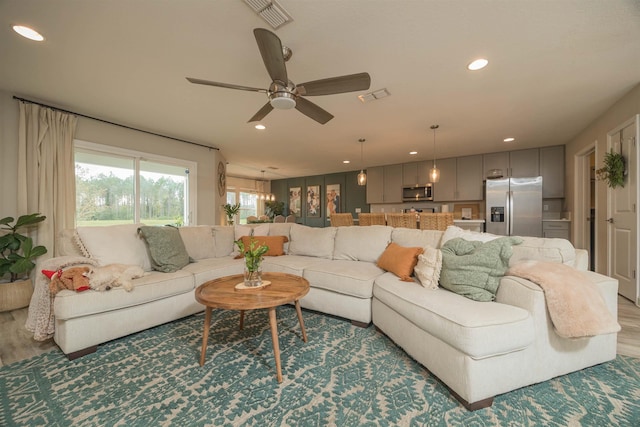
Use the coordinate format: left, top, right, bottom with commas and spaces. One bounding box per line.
453, 219, 485, 223
542, 219, 571, 222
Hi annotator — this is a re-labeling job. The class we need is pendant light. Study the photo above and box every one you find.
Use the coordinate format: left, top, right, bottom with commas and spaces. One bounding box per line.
357, 138, 367, 186
429, 125, 440, 183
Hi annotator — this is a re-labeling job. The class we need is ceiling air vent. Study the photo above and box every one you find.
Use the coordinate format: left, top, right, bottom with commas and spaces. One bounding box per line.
244, 0, 293, 29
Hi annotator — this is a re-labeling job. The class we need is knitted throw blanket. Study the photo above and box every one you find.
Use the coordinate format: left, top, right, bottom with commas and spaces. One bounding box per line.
507, 260, 621, 339
25, 256, 98, 341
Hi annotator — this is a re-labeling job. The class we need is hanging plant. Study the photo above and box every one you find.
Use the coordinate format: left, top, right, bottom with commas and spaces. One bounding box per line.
596, 149, 625, 189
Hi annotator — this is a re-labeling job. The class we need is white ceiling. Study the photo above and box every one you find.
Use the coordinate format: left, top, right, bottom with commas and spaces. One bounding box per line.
2, 0, 640, 180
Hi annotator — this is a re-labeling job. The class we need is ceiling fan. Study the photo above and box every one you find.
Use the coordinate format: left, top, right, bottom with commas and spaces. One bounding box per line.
186, 28, 371, 124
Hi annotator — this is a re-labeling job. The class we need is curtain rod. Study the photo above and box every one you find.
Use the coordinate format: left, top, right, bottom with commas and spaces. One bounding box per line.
13, 96, 219, 151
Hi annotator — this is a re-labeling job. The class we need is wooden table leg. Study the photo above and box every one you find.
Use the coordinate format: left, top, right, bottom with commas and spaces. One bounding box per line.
200, 307, 212, 366
294, 300, 308, 343
268, 306, 282, 383
239, 310, 245, 330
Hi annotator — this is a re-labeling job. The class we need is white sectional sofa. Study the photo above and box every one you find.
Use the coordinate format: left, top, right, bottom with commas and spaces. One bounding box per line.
36, 222, 618, 410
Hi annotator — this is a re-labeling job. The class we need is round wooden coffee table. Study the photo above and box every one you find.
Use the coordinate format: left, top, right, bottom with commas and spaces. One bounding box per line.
195, 272, 310, 383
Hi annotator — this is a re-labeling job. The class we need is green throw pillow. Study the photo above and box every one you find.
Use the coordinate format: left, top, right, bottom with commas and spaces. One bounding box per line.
138, 226, 190, 273
439, 236, 522, 301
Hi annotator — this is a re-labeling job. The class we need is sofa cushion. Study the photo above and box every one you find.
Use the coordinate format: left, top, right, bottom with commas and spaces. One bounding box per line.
212, 226, 235, 257
333, 225, 392, 262
289, 224, 337, 259
138, 226, 191, 273
391, 228, 443, 250
303, 260, 384, 299
239, 235, 288, 257
373, 276, 534, 359
268, 223, 295, 253
441, 225, 499, 246
440, 237, 522, 301
376, 243, 423, 281
76, 223, 152, 271
510, 236, 576, 266
261, 255, 330, 276
182, 257, 244, 285
414, 247, 442, 290
178, 226, 216, 260
54, 270, 195, 320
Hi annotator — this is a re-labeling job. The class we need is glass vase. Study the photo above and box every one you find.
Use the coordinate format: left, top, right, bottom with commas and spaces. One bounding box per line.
243, 258, 263, 287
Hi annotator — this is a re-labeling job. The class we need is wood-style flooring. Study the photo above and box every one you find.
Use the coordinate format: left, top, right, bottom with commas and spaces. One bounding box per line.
1, 296, 639, 367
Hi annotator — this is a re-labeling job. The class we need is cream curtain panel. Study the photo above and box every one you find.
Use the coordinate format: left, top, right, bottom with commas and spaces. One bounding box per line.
18, 102, 78, 258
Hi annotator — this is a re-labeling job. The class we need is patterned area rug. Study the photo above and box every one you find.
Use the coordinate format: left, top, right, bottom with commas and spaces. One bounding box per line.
1, 306, 639, 426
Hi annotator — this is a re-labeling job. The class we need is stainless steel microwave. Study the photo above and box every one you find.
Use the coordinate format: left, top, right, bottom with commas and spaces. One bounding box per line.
402, 184, 433, 201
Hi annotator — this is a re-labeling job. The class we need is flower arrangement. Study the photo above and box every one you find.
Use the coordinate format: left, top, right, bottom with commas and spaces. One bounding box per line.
596, 149, 625, 189
236, 238, 269, 272
222, 203, 241, 226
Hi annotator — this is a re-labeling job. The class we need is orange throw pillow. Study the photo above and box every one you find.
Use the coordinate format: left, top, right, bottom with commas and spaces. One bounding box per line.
239, 235, 289, 257
376, 242, 424, 281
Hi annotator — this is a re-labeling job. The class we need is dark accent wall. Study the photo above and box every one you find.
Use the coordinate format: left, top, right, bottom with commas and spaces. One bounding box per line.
271, 170, 369, 227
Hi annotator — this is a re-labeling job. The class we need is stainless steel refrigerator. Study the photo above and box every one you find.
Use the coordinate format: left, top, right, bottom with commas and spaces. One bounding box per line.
485, 176, 542, 237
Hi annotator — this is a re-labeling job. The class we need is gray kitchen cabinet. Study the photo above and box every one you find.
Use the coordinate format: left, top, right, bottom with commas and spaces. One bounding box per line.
433, 158, 457, 202
483, 151, 509, 179
366, 164, 402, 203
483, 148, 539, 179
403, 161, 431, 186
540, 145, 565, 198
433, 156, 482, 202
543, 221, 570, 240
456, 155, 483, 200
509, 148, 539, 177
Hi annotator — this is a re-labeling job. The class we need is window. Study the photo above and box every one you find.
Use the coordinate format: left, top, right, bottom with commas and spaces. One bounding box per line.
74, 140, 196, 226
226, 189, 259, 224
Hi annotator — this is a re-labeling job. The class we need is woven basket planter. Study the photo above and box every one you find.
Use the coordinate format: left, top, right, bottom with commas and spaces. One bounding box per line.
0, 279, 33, 312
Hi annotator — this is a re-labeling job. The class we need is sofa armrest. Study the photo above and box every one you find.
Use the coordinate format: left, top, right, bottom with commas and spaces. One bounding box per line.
496, 270, 618, 319
573, 249, 589, 271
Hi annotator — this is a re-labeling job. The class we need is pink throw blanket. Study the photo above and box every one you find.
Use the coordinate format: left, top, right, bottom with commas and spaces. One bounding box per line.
506, 260, 620, 339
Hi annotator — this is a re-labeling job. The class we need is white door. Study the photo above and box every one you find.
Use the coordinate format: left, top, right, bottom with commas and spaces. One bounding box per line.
607, 117, 638, 305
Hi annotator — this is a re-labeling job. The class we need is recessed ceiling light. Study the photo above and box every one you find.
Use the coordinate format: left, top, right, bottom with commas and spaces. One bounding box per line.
467, 58, 488, 71
343, 160, 350, 164
13, 25, 44, 41
503, 137, 515, 142
254, 124, 266, 130
409, 151, 418, 155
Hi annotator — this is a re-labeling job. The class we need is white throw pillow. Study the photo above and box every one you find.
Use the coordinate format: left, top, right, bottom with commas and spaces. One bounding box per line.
414, 247, 442, 290
76, 223, 152, 271
440, 225, 499, 246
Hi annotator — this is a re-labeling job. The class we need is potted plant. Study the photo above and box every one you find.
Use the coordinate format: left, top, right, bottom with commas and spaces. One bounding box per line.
235, 238, 269, 287
0, 213, 47, 312
596, 149, 626, 189
264, 200, 285, 221
222, 203, 241, 226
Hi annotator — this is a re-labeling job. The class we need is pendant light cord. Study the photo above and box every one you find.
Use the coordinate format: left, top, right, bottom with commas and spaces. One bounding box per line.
431, 125, 439, 167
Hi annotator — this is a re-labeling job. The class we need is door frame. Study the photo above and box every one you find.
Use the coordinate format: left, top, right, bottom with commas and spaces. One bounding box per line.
574, 142, 597, 269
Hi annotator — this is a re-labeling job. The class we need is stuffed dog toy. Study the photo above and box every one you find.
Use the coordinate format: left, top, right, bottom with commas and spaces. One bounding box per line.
85, 264, 146, 292
44, 266, 91, 295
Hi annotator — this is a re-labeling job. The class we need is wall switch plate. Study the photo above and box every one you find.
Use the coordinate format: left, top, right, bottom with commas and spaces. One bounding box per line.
355, 208, 361, 213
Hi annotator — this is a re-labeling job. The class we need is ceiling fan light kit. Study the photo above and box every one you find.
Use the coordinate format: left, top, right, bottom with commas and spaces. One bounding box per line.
186, 28, 371, 124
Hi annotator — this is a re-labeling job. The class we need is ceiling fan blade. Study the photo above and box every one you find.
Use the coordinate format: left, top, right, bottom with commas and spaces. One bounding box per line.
186, 77, 267, 93
248, 102, 274, 122
295, 97, 334, 124
253, 28, 288, 84
296, 72, 371, 96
